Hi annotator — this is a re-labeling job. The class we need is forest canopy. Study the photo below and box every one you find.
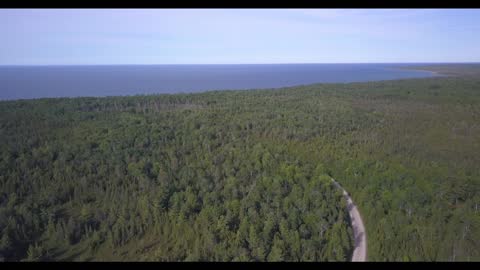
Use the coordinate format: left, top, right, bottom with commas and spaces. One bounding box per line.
0, 66, 479, 261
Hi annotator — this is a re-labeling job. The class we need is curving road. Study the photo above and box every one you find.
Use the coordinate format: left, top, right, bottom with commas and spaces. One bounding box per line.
331, 178, 367, 262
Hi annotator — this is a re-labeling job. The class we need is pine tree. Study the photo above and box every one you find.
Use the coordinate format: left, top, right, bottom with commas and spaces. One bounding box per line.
267, 234, 284, 261
0, 232, 12, 257
24, 243, 44, 262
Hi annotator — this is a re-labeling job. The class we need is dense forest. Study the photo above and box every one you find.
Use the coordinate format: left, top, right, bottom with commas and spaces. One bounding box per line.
0, 65, 479, 261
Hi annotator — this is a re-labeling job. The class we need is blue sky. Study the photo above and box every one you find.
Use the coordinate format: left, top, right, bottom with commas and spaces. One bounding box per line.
1, 9, 479, 65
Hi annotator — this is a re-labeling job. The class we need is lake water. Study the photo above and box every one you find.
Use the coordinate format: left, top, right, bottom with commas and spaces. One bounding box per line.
0, 64, 437, 100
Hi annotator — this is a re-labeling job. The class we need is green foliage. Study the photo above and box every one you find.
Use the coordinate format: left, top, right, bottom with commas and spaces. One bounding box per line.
0, 70, 479, 261
24, 243, 46, 262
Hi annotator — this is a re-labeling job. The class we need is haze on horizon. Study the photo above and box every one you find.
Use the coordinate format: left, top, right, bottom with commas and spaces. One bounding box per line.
1, 8, 479, 65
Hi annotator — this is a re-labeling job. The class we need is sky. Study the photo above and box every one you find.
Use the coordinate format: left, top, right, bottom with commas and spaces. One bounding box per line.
0, 9, 479, 65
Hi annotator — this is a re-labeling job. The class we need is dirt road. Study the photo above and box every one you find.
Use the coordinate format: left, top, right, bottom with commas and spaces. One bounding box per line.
331, 178, 367, 262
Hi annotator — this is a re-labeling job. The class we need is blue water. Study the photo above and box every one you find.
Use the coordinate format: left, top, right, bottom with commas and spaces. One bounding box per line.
0, 64, 437, 100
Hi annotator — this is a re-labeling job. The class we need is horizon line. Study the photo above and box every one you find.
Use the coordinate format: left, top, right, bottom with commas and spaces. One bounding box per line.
1, 61, 480, 67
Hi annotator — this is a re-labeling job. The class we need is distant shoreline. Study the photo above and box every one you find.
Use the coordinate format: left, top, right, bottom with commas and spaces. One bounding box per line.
398, 63, 480, 77
395, 67, 444, 77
